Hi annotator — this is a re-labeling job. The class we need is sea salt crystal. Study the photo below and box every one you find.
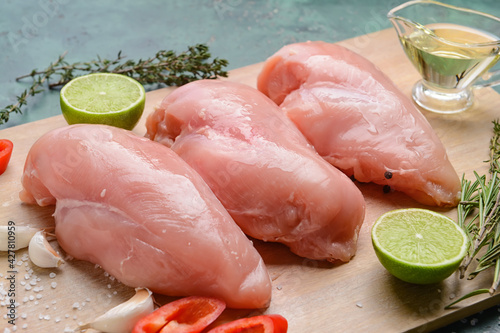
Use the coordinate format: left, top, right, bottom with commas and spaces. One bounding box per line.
51, 282, 57, 289
49, 272, 56, 279
72, 302, 80, 309
356, 302, 363, 308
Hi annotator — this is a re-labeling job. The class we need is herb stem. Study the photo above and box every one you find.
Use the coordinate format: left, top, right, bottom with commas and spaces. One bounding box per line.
1, 45, 228, 125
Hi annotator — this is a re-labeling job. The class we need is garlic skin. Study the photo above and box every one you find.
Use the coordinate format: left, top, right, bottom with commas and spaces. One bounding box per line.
78, 287, 155, 333
0, 225, 41, 251
28, 230, 65, 268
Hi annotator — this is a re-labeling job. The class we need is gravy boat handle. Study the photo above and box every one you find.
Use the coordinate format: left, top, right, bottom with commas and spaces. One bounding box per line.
474, 68, 500, 89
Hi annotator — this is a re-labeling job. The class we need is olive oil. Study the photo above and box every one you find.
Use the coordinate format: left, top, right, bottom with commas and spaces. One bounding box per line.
400, 23, 500, 90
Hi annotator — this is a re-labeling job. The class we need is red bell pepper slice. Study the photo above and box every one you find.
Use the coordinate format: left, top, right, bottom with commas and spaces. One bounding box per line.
0, 139, 13, 176
206, 314, 288, 333
132, 296, 226, 333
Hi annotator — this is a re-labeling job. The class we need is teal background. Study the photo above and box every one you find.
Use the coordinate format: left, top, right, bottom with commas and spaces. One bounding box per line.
1, 0, 500, 331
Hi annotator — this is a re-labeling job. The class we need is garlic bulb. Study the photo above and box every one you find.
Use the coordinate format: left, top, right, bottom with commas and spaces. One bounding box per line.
0, 225, 41, 251
28, 230, 65, 268
77, 287, 155, 333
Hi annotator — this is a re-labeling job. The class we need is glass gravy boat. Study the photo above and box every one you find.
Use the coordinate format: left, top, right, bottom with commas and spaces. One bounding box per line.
388, 0, 500, 114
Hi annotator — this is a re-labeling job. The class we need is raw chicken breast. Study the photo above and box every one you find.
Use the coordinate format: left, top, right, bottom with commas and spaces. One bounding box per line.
257, 41, 461, 207
20, 124, 271, 309
146, 80, 366, 262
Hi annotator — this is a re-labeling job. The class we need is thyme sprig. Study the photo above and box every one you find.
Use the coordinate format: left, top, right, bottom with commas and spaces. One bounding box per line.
1, 44, 228, 125
446, 119, 500, 308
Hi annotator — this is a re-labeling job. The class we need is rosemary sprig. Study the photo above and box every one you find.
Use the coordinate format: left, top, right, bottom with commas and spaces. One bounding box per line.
447, 119, 500, 308
1, 44, 228, 125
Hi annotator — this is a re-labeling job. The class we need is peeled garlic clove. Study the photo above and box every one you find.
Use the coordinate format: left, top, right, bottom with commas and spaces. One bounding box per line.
0, 225, 41, 251
78, 287, 155, 333
28, 230, 65, 268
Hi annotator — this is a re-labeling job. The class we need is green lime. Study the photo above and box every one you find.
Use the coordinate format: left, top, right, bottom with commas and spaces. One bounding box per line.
371, 208, 468, 284
60, 73, 146, 130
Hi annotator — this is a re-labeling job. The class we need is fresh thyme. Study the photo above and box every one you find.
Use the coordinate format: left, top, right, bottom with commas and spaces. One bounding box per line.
1, 44, 228, 125
446, 119, 500, 308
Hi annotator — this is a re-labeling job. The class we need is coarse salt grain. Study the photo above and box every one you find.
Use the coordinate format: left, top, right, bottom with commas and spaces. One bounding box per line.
49, 272, 56, 279
51, 282, 57, 289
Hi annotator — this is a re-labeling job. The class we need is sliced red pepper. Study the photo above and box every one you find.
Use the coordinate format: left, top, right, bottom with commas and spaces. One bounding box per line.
206, 314, 288, 333
132, 296, 226, 333
0, 139, 13, 176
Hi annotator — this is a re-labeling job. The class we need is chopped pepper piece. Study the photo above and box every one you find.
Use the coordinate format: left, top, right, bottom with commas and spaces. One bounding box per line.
0, 139, 13, 176
207, 314, 288, 333
132, 296, 226, 333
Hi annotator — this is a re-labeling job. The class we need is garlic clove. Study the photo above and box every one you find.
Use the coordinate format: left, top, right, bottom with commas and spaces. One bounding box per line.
77, 287, 155, 333
0, 225, 42, 251
28, 230, 65, 268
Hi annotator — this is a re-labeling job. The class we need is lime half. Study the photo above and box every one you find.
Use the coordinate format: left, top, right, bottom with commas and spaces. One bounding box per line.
371, 208, 468, 284
60, 73, 146, 130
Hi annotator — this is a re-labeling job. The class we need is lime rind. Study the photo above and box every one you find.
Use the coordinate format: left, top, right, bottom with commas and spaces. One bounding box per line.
371, 208, 468, 284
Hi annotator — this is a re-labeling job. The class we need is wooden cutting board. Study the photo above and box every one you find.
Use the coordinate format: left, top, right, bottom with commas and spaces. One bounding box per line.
2, 28, 500, 332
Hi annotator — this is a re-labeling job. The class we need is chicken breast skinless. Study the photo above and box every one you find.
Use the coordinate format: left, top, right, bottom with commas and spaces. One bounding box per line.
20, 124, 272, 309
257, 41, 461, 207
146, 80, 366, 263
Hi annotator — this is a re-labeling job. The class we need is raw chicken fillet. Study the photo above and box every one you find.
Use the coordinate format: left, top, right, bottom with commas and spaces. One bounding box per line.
257, 41, 461, 207
20, 124, 271, 309
146, 80, 366, 262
